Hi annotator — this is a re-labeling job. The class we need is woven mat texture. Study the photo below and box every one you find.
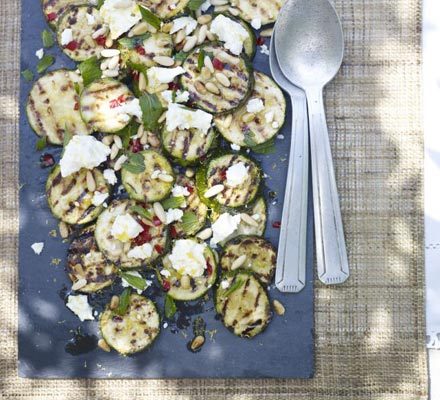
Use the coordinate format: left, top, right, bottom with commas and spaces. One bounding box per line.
0, 0, 427, 398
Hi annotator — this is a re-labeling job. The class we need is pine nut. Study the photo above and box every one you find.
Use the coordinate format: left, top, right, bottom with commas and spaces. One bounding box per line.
242, 112, 255, 123
84, 35, 96, 48
161, 22, 172, 33
223, 114, 232, 128
197, 24, 208, 44
153, 202, 167, 224
110, 295, 119, 310
101, 49, 119, 58
273, 299, 286, 316
114, 154, 127, 171
152, 83, 169, 93
110, 143, 119, 160
102, 69, 119, 77
180, 274, 191, 289
183, 36, 197, 52
185, 168, 195, 178
146, 23, 157, 33
196, 227, 212, 240
240, 213, 259, 227
175, 30, 186, 44
204, 55, 214, 73
215, 72, 230, 87
147, 132, 161, 147
123, 241, 131, 253
205, 82, 220, 94
105, 37, 113, 48
86, 171, 96, 192
214, 5, 229, 12
260, 28, 274, 37
136, 124, 145, 139
190, 335, 205, 351
102, 134, 114, 145
112, 135, 122, 149
217, 50, 239, 64
211, 0, 228, 5
153, 55, 174, 66
197, 14, 212, 24
201, 66, 211, 80
140, 131, 148, 145
92, 26, 108, 39
59, 221, 69, 239
228, 7, 239, 16
204, 184, 224, 198
98, 339, 111, 352
206, 30, 216, 41
195, 81, 207, 94
231, 254, 247, 270
72, 278, 87, 291
158, 173, 174, 183
107, 55, 119, 70
138, 72, 147, 91
158, 111, 167, 124
128, 21, 149, 37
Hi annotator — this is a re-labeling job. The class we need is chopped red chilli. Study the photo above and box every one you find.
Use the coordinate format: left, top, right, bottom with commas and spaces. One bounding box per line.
95, 35, 106, 46
256, 36, 265, 46
65, 41, 79, 51
47, 12, 57, 22
272, 221, 281, 229
212, 58, 224, 71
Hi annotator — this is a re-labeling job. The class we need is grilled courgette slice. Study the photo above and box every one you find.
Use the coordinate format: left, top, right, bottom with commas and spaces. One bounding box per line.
215, 71, 286, 146
26, 69, 91, 145
121, 150, 174, 202
67, 226, 118, 293
158, 238, 217, 301
42, 0, 86, 29
137, 0, 190, 20
168, 174, 208, 238
180, 43, 254, 115
204, 153, 261, 208
80, 78, 136, 133
229, 0, 284, 26
100, 293, 160, 355
215, 271, 271, 338
57, 5, 104, 61
221, 236, 275, 285
119, 32, 173, 69
46, 165, 110, 225
95, 199, 168, 269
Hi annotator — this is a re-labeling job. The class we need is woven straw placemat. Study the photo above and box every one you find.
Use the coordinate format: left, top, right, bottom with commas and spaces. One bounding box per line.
0, 0, 428, 398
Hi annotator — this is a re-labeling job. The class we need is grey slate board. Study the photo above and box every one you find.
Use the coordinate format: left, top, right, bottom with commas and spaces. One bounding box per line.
18, 0, 315, 378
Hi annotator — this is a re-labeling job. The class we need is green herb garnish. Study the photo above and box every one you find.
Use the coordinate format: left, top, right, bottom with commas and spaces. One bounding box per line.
21, 69, 34, 82
78, 56, 102, 87
37, 55, 55, 74
41, 29, 54, 48
73, 82, 81, 95
161, 196, 185, 210
223, 278, 245, 297
187, 0, 205, 11
139, 6, 161, 30
244, 131, 276, 154
115, 288, 131, 315
174, 51, 189, 62
181, 211, 199, 233
119, 34, 150, 49
197, 49, 205, 71
119, 272, 147, 291
35, 136, 47, 151
122, 152, 145, 174
130, 205, 153, 220
164, 295, 177, 319
139, 93, 164, 132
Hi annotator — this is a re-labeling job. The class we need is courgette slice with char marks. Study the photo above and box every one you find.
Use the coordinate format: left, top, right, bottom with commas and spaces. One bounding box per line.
80, 78, 136, 133
46, 165, 110, 225
57, 5, 105, 61
119, 32, 173, 69
205, 153, 261, 208
215, 271, 271, 338
95, 199, 168, 269
137, 0, 190, 20
42, 0, 86, 29
221, 236, 275, 285
121, 150, 174, 203
26, 69, 91, 145
100, 293, 160, 355
158, 238, 217, 301
169, 175, 208, 238
215, 71, 286, 146
180, 43, 254, 115
67, 226, 117, 293
229, 0, 284, 25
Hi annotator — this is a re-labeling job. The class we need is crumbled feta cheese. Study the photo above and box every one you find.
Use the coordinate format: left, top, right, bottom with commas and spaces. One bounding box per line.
127, 244, 153, 260
115, 98, 142, 120
170, 16, 197, 35
103, 168, 117, 185
31, 242, 44, 255
251, 18, 262, 30
260, 44, 270, 56
172, 184, 190, 197
166, 208, 183, 224
35, 48, 44, 59
163, 322, 168, 328
60, 136, 111, 177
66, 295, 94, 321
168, 239, 207, 277
60, 29, 73, 46
92, 191, 109, 206
166, 103, 212, 134
277, 134, 284, 140
161, 90, 190, 104
111, 214, 143, 242
147, 67, 185, 89
160, 269, 171, 277
265, 111, 274, 123
86, 13, 96, 25
220, 279, 230, 289
272, 121, 280, 129
246, 98, 265, 113
210, 15, 249, 55
226, 162, 249, 187
210, 213, 241, 245
230, 143, 241, 151
100, 0, 141, 40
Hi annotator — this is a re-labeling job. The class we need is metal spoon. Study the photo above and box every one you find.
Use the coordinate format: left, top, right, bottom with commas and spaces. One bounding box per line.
274, 0, 349, 284
269, 32, 309, 293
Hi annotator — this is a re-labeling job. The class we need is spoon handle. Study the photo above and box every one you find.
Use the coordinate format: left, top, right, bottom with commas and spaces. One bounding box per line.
307, 88, 349, 285
275, 88, 309, 293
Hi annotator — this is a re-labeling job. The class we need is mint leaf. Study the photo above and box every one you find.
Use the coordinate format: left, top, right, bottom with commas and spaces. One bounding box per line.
41, 29, 54, 48
187, 0, 205, 11
250, 138, 276, 154
181, 211, 199, 233
37, 55, 55, 74
174, 51, 188, 62
161, 196, 185, 210
139, 93, 164, 132
78, 56, 102, 87
243, 130, 258, 147
115, 288, 131, 315
119, 34, 150, 49
122, 152, 145, 174
164, 295, 177, 319
35, 136, 47, 151
21, 69, 34, 82
130, 205, 153, 220
139, 6, 161, 30
119, 272, 147, 291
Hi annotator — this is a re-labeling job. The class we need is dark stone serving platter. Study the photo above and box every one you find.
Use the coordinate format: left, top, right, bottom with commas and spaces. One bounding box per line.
18, 0, 314, 378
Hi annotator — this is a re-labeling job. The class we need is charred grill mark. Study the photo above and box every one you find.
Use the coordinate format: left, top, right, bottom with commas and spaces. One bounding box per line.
61, 177, 77, 195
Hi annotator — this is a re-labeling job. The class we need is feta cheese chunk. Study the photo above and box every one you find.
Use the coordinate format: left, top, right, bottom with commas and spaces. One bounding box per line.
220, 279, 230, 289
170, 16, 197, 35
210, 213, 241, 245
60, 29, 73, 46
165, 208, 183, 224
166, 103, 212, 134
147, 67, 185, 90
246, 98, 265, 113
35, 48, 44, 59
168, 239, 207, 277
92, 191, 109, 206
100, 0, 142, 40
127, 244, 153, 259
103, 168, 117, 185
260, 44, 270, 56
120, 270, 150, 294
172, 184, 190, 197
86, 13, 96, 25
226, 162, 249, 187
111, 214, 143, 242
60, 136, 111, 177
251, 18, 262, 30
210, 15, 249, 55
161, 90, 190, 104
31, 242, 44, 255
116, 97, 143, 120
66, 295, 94, 321
230, 143, 241, 151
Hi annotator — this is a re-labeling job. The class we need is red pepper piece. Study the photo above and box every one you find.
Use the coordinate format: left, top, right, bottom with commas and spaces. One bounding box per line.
212, 58, 224, 71
65, 41, 79, 51
133, 221, 152, 246
47, 12, 57, 22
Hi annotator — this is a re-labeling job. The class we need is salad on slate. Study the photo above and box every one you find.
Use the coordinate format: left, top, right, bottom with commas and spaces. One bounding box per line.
24, 0, 287, 355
